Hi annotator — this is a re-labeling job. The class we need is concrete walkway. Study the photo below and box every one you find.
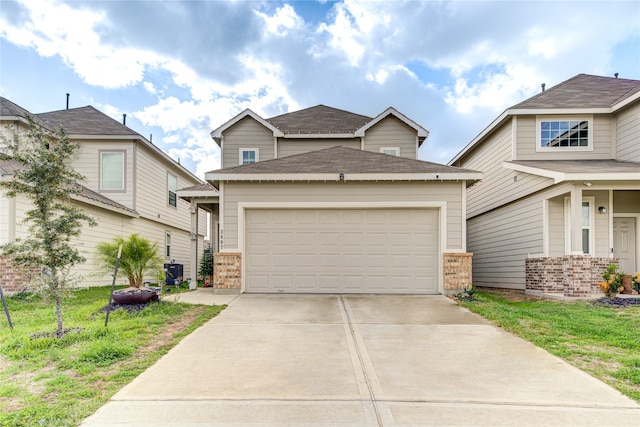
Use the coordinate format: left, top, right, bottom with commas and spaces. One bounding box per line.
82, 294, 640, 426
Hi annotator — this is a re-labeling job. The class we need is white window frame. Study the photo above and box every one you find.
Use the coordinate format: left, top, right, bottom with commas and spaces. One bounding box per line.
99, 151, 125, 191
379, 147, 400, 156
239, 148, 259, 165
564, 196, 595, 254
167, 173, 177, 208
536, 116, 593, 152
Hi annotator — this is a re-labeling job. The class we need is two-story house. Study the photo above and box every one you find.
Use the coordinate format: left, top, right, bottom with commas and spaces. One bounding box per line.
0, 97, 208, 291
449, 74, 640, 298
198, 105, 481, 295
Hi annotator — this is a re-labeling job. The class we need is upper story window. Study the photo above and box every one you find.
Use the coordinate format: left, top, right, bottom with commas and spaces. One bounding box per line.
167, 173, 177, 207
240, 148, 258, 165
537, 118, 591, 151
380, 147, 400, 156
100, 151, 125, 191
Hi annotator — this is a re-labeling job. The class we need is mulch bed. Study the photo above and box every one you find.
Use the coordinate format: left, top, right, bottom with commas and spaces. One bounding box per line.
100, 300, 160, 314
592, 297, 640, 308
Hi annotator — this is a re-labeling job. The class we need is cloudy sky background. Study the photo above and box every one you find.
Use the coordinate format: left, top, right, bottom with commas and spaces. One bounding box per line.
1, 0, 639, 178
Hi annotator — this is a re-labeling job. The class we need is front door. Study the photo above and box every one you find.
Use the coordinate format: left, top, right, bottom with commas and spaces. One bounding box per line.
613, 217, 636, 274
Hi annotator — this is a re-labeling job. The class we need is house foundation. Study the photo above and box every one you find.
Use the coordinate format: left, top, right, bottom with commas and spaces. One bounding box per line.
526, 255, 614, 299
212, 252, 242, 294
443, 252, 473, 295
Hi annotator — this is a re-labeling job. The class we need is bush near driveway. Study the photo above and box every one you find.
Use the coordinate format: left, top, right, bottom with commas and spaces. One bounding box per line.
455, 289, 640, 403
0, 286, 224, 427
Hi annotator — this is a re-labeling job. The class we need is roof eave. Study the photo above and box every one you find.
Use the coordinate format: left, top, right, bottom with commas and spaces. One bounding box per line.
205, 172, 482, 183
71, 194, 139, 218
503, 161, 640, 184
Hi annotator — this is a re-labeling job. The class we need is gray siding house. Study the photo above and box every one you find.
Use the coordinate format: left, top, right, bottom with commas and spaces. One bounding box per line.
200, 105, 481, 295
449, 74, 640, 298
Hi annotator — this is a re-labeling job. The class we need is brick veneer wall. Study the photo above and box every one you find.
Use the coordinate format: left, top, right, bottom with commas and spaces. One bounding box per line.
443, 252, 472, 294
0, 256, 39, 294
526, 255, 616, 298
212, 252, 241, 294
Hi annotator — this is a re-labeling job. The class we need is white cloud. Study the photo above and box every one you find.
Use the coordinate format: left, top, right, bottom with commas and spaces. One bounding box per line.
1, 0, 638, 173
256, 4, 303, 37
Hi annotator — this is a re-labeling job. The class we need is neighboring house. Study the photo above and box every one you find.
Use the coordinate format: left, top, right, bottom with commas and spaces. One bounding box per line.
198, 105, 481, 295
449, 74, 640, 298
0, 97, 208, 291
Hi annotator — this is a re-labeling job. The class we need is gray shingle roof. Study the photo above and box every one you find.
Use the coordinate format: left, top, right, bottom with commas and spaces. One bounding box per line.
36, 106, 138, 136
0, 97, 52, 129
511, 74, 640, 109
211, 146, 479, 175
509, 159, 640, 174
267, 105, 373, 134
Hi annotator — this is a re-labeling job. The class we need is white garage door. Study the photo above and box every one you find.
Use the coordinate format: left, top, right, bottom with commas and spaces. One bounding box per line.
244, 208, 439, 294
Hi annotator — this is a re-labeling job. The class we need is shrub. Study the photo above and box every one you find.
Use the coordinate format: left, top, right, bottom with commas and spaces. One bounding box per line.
599, 264, 624, 298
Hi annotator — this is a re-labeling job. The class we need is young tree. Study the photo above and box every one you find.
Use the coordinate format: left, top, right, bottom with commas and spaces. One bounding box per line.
0, 116, 96, 335
198, 242, 213, 284
95, 234, 164, 289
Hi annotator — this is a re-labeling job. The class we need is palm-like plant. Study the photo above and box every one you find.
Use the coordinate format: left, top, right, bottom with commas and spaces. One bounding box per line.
96, 234, 164, 288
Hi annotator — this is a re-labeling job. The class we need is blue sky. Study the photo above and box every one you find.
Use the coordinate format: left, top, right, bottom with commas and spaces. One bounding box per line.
1, 0, 639, 178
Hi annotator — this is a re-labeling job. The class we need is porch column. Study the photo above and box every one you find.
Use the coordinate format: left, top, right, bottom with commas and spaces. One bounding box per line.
570, 185, 583, 254
189, 204, 198, 289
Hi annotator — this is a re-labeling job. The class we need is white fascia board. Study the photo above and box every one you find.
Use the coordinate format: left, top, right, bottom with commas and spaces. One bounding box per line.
564, 172, 640, 181
71, 194, 139, 218
502, 161, 565, 183
176, 190, 219, 198
355, 107, 429, 138
283, 133, 355, 139
345, 172, 481, 181
210, 109, 284, 144
206, 172, 482, 182
612, 91, 640, 112
205, 173, 339, 182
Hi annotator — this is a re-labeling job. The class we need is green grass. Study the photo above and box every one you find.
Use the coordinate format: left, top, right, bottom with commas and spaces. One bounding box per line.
456, 290, 640, 402
0, 286, 225, 427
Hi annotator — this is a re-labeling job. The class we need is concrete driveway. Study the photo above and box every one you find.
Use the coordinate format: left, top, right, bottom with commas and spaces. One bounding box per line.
82, 294, 640, 426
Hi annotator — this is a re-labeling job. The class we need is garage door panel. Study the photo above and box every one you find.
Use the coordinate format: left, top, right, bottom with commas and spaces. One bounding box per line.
245, 208, 439, 294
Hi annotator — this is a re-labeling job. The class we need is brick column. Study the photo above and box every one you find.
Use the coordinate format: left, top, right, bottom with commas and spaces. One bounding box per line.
212, 252, 241, 294
443, 252, 472, 294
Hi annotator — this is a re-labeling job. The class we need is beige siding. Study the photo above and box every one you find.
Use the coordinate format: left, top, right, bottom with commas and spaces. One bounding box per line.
73, 140, 136, 209
222, 117, 274, 167
467, 196, 544, 289
277, 138, 360, 157
134, 144, 199, 232
516, 115, 613, 160
363, 116, 417, 159
614, 190, 640, 213
72, 203, 196, 287
222, 181, 464, 251
548, 195, 565, 257
459, 120, 553, 217
616, 103, 640, 161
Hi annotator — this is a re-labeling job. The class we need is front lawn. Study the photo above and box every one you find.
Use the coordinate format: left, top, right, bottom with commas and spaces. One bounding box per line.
456, 289, 640, 402
0, 286, 225, 426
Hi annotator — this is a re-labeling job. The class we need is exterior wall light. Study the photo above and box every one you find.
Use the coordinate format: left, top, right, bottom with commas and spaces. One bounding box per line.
598, 206, 607, 214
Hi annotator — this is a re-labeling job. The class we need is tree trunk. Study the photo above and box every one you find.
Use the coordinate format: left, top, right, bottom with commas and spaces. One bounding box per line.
55, 293, 63, 335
